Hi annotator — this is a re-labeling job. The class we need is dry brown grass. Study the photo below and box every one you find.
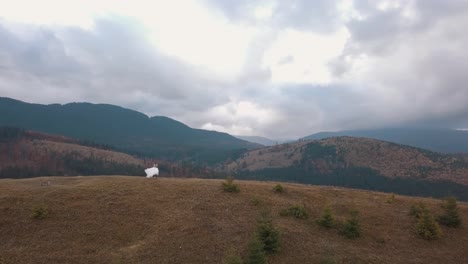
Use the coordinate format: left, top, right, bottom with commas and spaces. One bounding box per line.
1, 176, 467, 264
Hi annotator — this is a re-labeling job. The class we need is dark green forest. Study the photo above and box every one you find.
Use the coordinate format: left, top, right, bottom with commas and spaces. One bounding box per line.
0, 97, 257, 164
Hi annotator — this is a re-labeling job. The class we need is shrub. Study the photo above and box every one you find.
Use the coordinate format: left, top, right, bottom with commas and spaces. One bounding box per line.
257, 219, 280, 253
273, 184, 284, 193
438, 197, 462, 228
416, 207, 441, 240
341, 210, 361, 239
317, 205, 335, 228
410, 202, 426, 219
32, 206, 48, 219
246, 236, 266, 264
280, 205, 308, 219
222, 177, 240, 193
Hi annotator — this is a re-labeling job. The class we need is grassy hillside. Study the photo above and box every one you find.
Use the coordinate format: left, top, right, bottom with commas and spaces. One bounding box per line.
224, 137, 468, 201
0, 97, 258, 163
0, 176, 467, 263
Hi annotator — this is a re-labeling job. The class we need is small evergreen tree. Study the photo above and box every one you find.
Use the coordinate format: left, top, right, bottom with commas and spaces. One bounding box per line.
416, 207, 441, 240
222, 177, 240, 193
246, 236, 266, 264
438, 197, 461, 228
31, 206, 48, 219
273, 184, 284, 193
410, 202, 426, 219
341, 210, 361, 239
317, 205, 335, 228
280, 205, 308, 219
257, 219, 280, 253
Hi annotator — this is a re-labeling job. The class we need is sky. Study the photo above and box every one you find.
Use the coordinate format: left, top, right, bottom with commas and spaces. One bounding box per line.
1, 0, 468, 139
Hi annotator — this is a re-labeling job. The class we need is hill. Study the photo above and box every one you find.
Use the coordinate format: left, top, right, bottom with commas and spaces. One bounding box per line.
223, 137, 468, 201
0, 97, 259, 164
0, 127, 145, 178
302, 128, 468, 154
0, 176, 467, 263
0, 127, 223, 179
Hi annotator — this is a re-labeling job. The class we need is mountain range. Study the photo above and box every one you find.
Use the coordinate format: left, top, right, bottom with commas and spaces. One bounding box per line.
0, 97, 259, 164
3, 96, 468, 200
302, 128, 468, 154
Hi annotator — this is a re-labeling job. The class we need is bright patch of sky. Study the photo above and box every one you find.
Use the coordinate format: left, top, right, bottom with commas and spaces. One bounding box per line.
263, 28, 349, 84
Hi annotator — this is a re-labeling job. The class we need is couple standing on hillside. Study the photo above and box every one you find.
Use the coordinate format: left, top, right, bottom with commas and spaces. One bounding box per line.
145, 164, 159, 178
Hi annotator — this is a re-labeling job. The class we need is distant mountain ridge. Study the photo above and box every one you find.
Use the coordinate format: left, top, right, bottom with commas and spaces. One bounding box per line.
236, 135, 293, 146
235, 136, 274, 146
0, 97, 259, 163
224, 137, 468, 200
302, 128, 468, 153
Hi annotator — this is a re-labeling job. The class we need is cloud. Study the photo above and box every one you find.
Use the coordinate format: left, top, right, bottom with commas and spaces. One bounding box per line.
328, 1, 468, 130
205, 0, 344, 33
0, 17, 230, 115
1, 0, 468, 139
